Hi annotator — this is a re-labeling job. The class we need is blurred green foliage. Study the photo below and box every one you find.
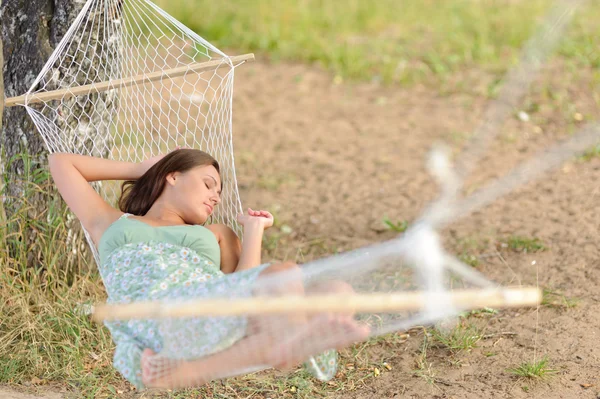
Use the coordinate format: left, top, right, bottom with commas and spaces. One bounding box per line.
156, 0, 599, 84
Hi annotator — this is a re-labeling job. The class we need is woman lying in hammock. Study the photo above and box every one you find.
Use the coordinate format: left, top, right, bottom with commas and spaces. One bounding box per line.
49, 148, 369, 390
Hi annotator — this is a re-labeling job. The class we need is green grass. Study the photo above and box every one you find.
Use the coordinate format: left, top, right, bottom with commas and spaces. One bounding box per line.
155, 0, 599, 85
0, 155, 122, 397
454, 236, 489, 268
507, 356, 557, 379
458, 252, 480, 268
579, 143, 600, 161
506, 236, 547, 253
431, 321, 484, 353
383, 217, 409, 233
541, 288, 579, 309
413, 331, 436, 385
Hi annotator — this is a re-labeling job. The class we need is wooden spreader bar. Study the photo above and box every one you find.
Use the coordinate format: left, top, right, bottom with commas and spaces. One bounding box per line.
4, 53, 255, 107
93, 287, 542, 321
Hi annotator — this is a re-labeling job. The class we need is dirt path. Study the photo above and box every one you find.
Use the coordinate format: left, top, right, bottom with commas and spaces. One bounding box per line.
233, 59, 600, 398
3, 58, 599, 398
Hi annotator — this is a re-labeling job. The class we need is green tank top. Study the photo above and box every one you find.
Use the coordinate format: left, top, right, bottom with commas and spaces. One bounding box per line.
98, 214, 221, 267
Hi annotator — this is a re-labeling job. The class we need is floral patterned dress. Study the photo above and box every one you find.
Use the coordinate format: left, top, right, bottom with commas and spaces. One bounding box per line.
98, 213, 337, 389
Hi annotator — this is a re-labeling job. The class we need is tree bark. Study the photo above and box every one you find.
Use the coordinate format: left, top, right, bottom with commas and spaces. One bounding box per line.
0, 0, 116, 266
1, 0, 80, 184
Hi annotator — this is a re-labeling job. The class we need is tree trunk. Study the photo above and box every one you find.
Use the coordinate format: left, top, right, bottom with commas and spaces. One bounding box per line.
1, 0, 81, 185
0, 0, 115, 267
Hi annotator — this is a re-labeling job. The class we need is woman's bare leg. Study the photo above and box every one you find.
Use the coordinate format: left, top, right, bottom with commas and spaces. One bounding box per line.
141, 262, 369, 389
141, 316, 368, 389
251, 263, 370, 369
141, 329, 277, 388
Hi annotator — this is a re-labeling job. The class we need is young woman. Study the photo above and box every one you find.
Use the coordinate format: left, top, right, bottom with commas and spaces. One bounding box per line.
49, 149, 369, 389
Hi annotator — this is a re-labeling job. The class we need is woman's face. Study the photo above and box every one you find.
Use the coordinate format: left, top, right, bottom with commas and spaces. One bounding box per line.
170, 164, 221, 225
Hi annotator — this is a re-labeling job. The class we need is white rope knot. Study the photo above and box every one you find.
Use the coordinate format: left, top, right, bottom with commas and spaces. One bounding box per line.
402, 223, 456, 320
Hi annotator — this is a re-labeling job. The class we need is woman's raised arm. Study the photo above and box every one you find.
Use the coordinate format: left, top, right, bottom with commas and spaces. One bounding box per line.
235, 209, 274, 272
48, 153, 148, 243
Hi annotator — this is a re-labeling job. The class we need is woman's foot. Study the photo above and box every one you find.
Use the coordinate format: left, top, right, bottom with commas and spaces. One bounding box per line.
141, 348, 182, 388
267, 314, 370, 370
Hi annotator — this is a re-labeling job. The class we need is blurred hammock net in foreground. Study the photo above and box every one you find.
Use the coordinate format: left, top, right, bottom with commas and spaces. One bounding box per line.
5, 0, 598, 389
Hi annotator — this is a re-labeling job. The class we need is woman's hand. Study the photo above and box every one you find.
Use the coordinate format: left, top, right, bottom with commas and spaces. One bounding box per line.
137, 154, 165, 176
237, 208, 274, 230
235, 208, 273, 271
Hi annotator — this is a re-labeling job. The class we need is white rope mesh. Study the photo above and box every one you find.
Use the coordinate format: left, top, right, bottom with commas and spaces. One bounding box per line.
22, 0, 244, 265
9, 0, 598, 390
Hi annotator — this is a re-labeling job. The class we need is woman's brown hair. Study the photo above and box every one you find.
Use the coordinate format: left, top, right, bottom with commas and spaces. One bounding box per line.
119, 149, 220, 216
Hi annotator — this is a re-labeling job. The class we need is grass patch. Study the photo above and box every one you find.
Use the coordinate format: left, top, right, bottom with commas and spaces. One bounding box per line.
155, 0, 600, 85
383, 217, 409, 233
413, 331, 436, 385
579, 144, 600, 161
0, 155, 123, 397
454, 236, 489, 268
458, 252, 480, 268
506, 236, 547, 253
431, 321, 484, 353
507, 356, 557, 379
541, 288, 579, 309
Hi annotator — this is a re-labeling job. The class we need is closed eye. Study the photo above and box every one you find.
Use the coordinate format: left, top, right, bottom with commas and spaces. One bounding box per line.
204, 181, 221, 197
203, 175, 222, 196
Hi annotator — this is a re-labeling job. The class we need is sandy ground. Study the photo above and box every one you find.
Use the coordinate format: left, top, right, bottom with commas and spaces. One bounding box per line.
234, 59, 600, 399
2, 58, 599, 398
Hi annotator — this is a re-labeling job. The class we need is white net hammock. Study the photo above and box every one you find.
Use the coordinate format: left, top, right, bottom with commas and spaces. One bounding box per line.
5, 0, 598, 390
